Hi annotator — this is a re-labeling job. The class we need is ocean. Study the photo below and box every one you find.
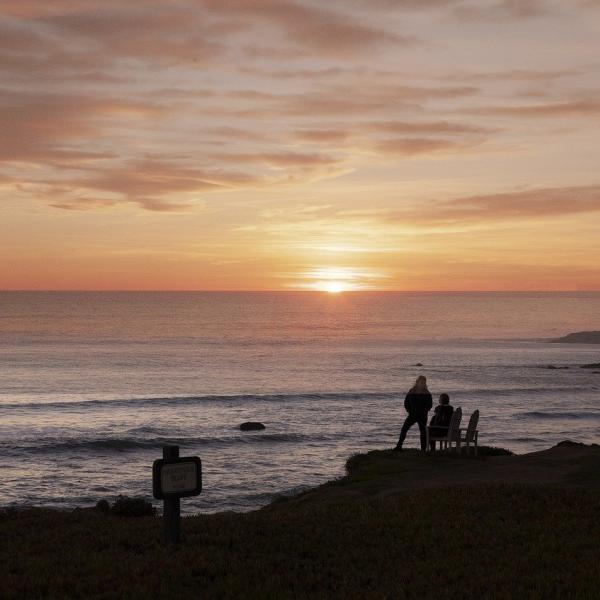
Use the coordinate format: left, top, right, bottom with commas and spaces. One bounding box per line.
1, 291, 599, 513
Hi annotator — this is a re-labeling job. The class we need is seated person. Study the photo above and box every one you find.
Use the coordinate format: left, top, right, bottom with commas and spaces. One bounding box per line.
428, 393, 454, 450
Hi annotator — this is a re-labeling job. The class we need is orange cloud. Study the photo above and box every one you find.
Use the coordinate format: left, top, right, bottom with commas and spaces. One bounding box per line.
2, 0, 408, 70
30, 159, 267, 212
213, 152, 342, 167
295, 120, 494, 144
270, 184, 600, 230
371, 137, 480, 156
48, 198, 118, 211
0, 90, 163, 165
39, 6, 228, 66
371, 185, 600, 225
455, 0, 549, 19
201, 0, 411, 56
463, 100, 600, 118
68, 159, 258, 200
434, 68, 581, 84
294, 130, 351, 143
222, 83, 478, 118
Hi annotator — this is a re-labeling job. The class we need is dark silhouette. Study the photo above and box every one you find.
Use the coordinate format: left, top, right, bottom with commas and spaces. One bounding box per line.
394, 375, 433, 451
551, 330, 600, 344
240, 421, 266, 431
428, 393, 454, 451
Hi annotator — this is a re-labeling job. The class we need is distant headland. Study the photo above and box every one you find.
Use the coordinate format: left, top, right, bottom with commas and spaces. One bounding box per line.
550, 331, 600, 344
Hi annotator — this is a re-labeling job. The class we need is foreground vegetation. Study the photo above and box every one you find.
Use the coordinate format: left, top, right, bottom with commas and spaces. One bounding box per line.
2, 445, 600, 599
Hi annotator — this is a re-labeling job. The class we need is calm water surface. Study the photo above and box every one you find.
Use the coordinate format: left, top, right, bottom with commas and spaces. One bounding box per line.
1, 291, 599, 512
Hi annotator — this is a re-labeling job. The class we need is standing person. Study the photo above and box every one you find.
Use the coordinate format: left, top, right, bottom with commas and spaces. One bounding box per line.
394, 375, 433, 451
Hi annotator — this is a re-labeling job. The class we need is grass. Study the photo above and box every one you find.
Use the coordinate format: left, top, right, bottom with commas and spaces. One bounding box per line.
344, 445, 513, 476
2, 448, 600, 599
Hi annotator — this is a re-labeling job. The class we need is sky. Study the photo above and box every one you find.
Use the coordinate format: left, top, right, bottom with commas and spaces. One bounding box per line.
1, 0, 599, 291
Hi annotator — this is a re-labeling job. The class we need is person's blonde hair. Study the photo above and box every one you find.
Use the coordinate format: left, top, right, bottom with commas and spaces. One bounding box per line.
410, 375, 429, 394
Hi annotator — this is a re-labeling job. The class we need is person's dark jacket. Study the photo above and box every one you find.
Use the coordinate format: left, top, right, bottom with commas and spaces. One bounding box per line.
429, 404, 453, 428
404, 392, 433, 415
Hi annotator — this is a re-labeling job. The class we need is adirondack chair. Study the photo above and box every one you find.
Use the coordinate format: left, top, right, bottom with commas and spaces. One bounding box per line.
458, 410, 479, 455
427, 407, 462, 452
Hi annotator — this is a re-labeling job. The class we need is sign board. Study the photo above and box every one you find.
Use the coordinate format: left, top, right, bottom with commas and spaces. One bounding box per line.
152, 456, 202, 499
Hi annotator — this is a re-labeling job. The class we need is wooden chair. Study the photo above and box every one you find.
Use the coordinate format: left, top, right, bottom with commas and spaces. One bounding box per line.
427, 407, 462, 452
458, 410, 479, 455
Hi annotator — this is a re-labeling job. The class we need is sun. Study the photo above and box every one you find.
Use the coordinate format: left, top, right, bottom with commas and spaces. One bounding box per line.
323, 281, 345, 293
297, 266, 376, 293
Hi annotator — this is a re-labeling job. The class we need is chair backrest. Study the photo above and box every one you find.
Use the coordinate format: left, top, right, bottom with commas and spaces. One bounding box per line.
465, 410, 479, 442
447, 407, 462, 440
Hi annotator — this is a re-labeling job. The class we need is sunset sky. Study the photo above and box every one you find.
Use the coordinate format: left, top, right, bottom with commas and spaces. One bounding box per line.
1, 0, 599, 291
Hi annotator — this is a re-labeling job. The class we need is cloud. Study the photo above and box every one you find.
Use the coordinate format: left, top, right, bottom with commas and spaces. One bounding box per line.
294, 130, 351, 143
371, 137, 479, 156
213, 152, 342, 167
204, 126, 272, 142
365, 120, 495, 135
200, 0, 411, 57
276, 184, 600, 232
2, 0, 596, 223
345, 0, 551, 19
454, 0, 550, 20
73, 158, 263, 194
133, 199, 197, 212
346, 0, 461, 8
47, 198, 119, 211
34, 159, 265, 212
0, 20, 109, 81
2, 0, 408, 73
437, 185, 600, 220
377, 185, 600, 225
434, 68, 581, 84
46, 195, 197, 213
462, 100, 600, 118
237, 65, 352, 80
296, 120, 493, 140
294, 120, 495, 155
222, 83, 478, 118
0, 0, 126, 18
39, 5, 229, 66
0, 90, 163, 165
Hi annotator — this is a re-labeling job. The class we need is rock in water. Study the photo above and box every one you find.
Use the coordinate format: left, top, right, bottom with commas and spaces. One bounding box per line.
240, 422, 265, 431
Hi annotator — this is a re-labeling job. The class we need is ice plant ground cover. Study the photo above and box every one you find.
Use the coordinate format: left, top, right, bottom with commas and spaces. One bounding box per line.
2, 444, 599, 599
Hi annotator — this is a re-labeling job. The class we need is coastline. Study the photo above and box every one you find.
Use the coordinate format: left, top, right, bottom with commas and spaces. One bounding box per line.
3, 442, 599, 598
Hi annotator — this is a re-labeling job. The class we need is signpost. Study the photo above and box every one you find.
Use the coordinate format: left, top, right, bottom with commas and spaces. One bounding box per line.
152, 446, 202, 544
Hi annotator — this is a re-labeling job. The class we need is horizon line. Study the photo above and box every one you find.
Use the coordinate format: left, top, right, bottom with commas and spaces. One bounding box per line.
2, 289, 600, 294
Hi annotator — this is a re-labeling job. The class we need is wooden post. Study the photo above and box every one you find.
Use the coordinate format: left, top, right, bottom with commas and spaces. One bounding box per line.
163, 446, 181, 544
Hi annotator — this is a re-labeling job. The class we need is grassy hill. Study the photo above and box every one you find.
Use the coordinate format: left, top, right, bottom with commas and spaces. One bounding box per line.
2, 443, 599, 599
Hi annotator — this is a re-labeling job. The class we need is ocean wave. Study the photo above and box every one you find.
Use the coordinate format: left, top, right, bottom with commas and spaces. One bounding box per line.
517, 411, 600, 420
1, 384, 592, 412
505, 436, 549, 443
1, 431, 342, 455
0, 392, 398, 411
